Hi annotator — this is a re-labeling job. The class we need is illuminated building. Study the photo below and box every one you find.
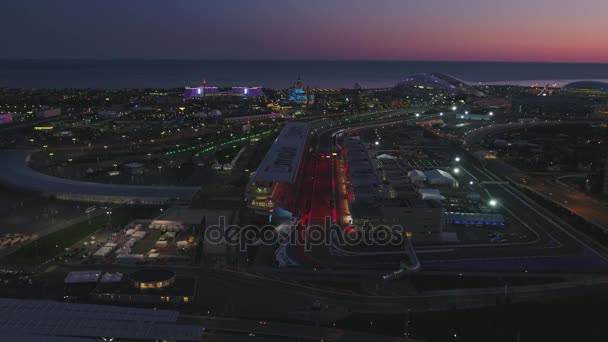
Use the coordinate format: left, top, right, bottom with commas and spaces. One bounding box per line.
0, 113, 13, 125
184, 80, 219, 98
245, 122, 311, 221
288, 76, 313, 104
232, 86, 264, 98
185, 80, 263, 98
92, 269, 196, 306
130, 269, 175, 290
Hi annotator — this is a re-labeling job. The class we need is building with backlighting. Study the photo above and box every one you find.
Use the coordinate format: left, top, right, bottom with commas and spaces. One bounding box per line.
185, 80, 263, 98
232, 86, 264, 98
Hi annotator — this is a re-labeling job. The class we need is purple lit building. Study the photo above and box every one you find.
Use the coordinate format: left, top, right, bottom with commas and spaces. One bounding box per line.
232, 86, 264, 98
185, 80, 263, 99
184, 86, 220, 98
0, 113, 13, 125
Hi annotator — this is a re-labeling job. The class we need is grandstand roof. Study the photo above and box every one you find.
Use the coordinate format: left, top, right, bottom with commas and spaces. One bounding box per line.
252, 122, 310, 184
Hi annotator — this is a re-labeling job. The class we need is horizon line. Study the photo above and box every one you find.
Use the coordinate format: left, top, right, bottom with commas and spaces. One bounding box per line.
2, 58, 608, 65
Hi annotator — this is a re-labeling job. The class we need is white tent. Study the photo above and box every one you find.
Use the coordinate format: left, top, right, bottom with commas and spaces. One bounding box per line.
425, 169, 459, 188
418, 188, 444, 200
100, 272, 123, 283
408, 170, 427, 183
376, 154, 398, 160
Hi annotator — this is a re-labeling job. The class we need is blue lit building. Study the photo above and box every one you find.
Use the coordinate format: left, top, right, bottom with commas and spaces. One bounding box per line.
288, 77, 313, 104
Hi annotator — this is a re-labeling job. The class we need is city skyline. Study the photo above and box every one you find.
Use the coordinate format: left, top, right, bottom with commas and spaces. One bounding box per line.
1, 0, 608, 62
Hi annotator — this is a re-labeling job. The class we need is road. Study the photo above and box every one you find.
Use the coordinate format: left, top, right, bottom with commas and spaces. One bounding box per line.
412, 152, 608, 273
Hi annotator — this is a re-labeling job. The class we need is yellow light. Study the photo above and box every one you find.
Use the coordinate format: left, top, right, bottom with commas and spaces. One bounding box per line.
34, 126, 54, 130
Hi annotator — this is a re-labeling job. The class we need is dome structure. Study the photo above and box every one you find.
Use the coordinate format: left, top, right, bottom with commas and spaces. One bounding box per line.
562, 81, 608, 92
396, 73, 458, 91
394, 73, 484, 96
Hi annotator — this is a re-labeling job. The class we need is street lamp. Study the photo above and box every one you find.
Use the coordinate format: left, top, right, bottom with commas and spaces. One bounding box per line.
453, 168, 460, 174
454, 157, 461, 162
489, 199, 498, 207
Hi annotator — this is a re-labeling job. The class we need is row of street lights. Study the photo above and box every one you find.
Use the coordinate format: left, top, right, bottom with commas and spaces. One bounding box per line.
453, 155, 498, 208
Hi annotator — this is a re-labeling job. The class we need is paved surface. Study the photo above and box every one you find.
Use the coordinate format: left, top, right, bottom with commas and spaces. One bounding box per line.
0, 150, 199, 200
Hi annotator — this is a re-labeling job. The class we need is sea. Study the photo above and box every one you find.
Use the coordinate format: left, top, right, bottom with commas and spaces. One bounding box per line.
1, 60, 608, 90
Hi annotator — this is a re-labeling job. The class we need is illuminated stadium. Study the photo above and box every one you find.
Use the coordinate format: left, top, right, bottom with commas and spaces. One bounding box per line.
563, 81, 608, 92
394, 73, 484, 96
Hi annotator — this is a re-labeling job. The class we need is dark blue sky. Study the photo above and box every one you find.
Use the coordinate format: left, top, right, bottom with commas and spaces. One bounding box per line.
1, 0, 607, 62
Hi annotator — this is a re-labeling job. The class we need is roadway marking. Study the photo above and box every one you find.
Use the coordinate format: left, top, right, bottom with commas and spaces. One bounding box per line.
470, 163, 608, 263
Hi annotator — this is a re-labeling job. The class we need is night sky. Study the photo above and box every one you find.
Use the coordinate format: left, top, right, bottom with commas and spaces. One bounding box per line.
1, 0, 607, 62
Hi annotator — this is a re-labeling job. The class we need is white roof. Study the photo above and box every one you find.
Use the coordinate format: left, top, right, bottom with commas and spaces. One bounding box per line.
93, 246, 113, 256
418, 188, 444, 200
408, 170, 427, 180
376, 154, 398, 160
252, 122, 310, 184
64, 271, 101, 284
425, 169, 458, 183
100, 272, 123, 283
